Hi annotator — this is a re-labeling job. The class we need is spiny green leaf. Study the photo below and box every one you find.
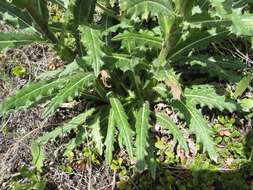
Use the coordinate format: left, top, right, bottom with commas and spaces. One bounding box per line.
230, 13, 253, 36
153, 67, 182, 100
147, 138, 156, 179
31, 141, 45, 172
168, 30, 228, 60
153, 83, 168, 98
90, 116, 104, 155
185, 85, 237, 112
120, 0, 174, 19
105, 109, 115, 165
37, 108, 95, 144
0, 32, 44, 50
110, 97, 134, 160
36, 69, 63, 80
12, 0, 49, 24
210, 0, 253, 36
234, 73, 252, 98
187, 11, 229, 29
59, 60, 80, 77
173, 100, 218, 161
158, 15, 175, 38
64, 127, 87, 155
112, 31, 163, 49
135, 102, 150, 171
80, 25, 106, 76
0, 77, 69, 114
105, 53, 142, 73
156, 113, 189, 152
102, 20, 133, 36
0, 1, 35, 30
185, 55, 246, 71
188, 56, 243, 83
66, 0, 96, 26
240, 98, 253, 112
43, 72, 94, 117
12, 0, 58, 44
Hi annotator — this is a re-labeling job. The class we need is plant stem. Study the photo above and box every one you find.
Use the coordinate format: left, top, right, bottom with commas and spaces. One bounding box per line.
158, 17, 176, 62
96, 2, 120, 21
27, 7, 58, 44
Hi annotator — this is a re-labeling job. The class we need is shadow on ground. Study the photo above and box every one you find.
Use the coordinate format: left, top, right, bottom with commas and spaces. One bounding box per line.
123, 128, 253, 190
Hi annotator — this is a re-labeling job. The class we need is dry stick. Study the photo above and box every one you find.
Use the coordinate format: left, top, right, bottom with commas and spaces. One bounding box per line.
218, 40, 253, 67
97, 170, 116, 190
229, 39, 253, 65
217, 39, 250, 62
111, 171, 116, 190
0, 120, 47, 183
83, 126, 93, 190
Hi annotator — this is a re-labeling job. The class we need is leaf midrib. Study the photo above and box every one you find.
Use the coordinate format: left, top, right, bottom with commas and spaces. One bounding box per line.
113, 33, 162, 47
53, 74, 91, 101
169, 30, 228, 59
11, 79, 65, 107
157, 114, 187, 150
127, 0, 173, 15
182, 102, 214, 156
138, 104, 147, 162
44, 74, 92, 116
112, 98, 133, 159
185, 94, 221, 103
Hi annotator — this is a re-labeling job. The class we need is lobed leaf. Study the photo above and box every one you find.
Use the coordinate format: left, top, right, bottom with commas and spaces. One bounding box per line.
80, 25, 106, 76
64, 127, 87, 155
173, 100, 218, 161
185, 85, 237, 112
37, 108, 95, 144
0, 77, 69, 114
110, 97, 135, 160
188, 56, 243, 83
0, 0, 35, 30
168, 30, 228, 60
210, 0, 253, 36
31, 141, 45, 172
43, 72, 94, 117
90, 116, 104, 155
156, 113, 189, 152
66, 0, 96, 27
120, 0, 174, 19
153, 67, 182, 100
240, 98, 253, 112
135, 102, 150, 171
105, 109, 115, 165
234, 73, 252, 98
147, 139, 157, 179
0, 32, 44, 50
112, 31, 163, 49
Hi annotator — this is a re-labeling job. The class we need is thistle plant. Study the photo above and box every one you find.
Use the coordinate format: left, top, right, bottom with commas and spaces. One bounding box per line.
0, 0, 252, 176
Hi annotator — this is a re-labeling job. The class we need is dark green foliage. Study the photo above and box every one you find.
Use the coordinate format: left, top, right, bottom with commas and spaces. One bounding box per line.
1, 0, 252, 177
